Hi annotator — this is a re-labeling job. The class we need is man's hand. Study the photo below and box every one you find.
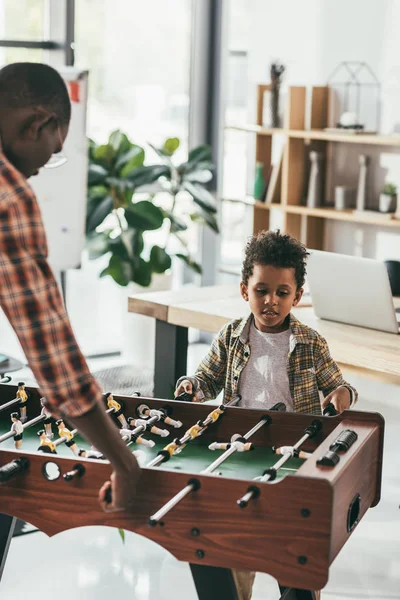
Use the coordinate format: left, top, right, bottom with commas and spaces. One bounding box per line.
174, 379, 199, 402
99, 465, 140, 513
322, 386, 351, 414
66, 401, 142, 513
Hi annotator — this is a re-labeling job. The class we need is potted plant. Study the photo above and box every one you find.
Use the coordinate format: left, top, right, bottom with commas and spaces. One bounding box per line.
86, 130, 219, 287
379, 183, 397, 214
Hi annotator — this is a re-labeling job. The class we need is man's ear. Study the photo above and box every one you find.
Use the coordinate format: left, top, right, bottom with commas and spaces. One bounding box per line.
22, 110, 53, 141
292, 287, 304, 307
240, 281, 249, 302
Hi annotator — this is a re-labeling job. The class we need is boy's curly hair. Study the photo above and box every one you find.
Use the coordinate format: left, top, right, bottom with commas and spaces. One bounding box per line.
241, 230, 309, 288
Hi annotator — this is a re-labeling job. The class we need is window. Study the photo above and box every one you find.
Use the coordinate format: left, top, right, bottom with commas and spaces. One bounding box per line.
75, 0, 192, 160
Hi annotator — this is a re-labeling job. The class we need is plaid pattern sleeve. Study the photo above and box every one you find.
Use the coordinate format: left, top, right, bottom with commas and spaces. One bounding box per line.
314, 334, 358, 404
0, 152, 103, 418
191, 324, 230, 400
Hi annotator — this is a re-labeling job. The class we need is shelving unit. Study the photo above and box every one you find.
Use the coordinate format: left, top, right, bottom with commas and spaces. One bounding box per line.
224, 85, 400, 249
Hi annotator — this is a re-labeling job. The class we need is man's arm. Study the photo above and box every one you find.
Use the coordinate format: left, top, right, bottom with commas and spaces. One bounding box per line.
0, 192, 139, 510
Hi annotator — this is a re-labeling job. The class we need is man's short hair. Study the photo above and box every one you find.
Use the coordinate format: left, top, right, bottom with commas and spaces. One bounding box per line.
241, 230, 309, 289
0, 62, 71, 124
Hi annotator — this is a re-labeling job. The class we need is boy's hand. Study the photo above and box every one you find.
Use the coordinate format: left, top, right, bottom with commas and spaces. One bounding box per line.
322, 386, 351, 414
174, 379, 199, 402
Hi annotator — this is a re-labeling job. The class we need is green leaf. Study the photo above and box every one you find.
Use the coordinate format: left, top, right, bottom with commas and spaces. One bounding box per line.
118, 528, 126, 544
88, 185, 108, 201
184, 168, 213, 184
163, 209, 187, 233
188, 145, 212, 166
163, 137, 180, 155
149, 245, 172, 273
86, 195, 113, 233
119, 149, 146, 178
132, 231, 144, 256
125, 164, 171, 187
190, 210, 219, 234
115, 145, 145, 173
108, 235, 130, 261
105, 177, 135, 192
132, 257, 152, 287
183, 181, 217, 213
100, 255, 131, 286
86, 232, 109, 260
88, 163, 108, 186
124, 201, 164, 231
109, 130, 132, 155
93, 144, 116, 167
175, 253, 202, 274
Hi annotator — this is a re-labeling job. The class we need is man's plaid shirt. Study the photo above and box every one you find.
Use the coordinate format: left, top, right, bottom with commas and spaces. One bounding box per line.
0, 144, 102, 417
180, 313, 358, 415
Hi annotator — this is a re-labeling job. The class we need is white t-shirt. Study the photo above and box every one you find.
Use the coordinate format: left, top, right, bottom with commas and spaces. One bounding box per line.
238, 323, 294, 411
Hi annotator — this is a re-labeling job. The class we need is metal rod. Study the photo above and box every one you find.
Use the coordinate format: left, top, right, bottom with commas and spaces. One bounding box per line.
238, 426, 318, 508
259, 432, 310, 482
203, 418, 268, 474
148, 417, 270, 525
149, 483, 194, 525
0, 414, 45, 444
0, 398, 19, 414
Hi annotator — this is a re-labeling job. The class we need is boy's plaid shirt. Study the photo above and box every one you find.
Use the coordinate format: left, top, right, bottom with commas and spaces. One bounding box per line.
181, 313, 357, 415
0, 144, 102, 417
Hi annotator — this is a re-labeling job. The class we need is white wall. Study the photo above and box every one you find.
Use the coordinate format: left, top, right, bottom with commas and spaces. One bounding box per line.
245, 0, 400, 259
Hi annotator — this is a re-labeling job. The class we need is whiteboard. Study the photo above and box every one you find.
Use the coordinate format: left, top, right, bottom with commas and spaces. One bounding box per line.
30, 68, 89, 272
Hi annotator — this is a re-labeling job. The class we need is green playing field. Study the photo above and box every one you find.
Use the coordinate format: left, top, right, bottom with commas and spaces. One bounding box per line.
0, 413, 305, 482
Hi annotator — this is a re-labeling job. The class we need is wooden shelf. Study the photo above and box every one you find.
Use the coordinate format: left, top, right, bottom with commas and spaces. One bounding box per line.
225, 124, 400, 146
288, 129, 400, 146
225, 124, 284, 136
244, 200, 400, 228
285, 205, 400, 227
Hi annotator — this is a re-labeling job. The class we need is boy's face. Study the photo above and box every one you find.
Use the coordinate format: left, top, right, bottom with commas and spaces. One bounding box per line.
240, 263, 303, 333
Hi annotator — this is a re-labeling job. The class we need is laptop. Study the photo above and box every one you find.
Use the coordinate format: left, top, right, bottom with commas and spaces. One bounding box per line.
307, 250, 400, 334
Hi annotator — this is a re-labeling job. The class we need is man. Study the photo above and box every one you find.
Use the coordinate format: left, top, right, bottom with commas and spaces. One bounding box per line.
0, 62, 140, 511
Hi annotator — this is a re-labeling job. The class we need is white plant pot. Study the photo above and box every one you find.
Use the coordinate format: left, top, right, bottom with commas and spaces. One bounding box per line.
122, 272, 173, 368
379, 193, 396, 213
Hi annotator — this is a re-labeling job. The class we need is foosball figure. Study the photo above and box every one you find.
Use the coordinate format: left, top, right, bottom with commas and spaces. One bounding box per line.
16, 382, 28, 423
78, 448, 105, 460
56, 419, 80, 455
119, 428, 155, 448
40, 397, 53, 439
10, 412, 23, 449
37, 429, 57, 454
127, 416, 169, 438
272, 445, 312, 460
104, 392, 129, 429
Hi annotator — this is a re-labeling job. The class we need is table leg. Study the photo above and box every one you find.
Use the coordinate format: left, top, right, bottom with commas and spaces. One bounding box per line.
279, 586, 317, 600
190, 564, 239, 600
154, 320, 188, 398
0, 513, 16, 583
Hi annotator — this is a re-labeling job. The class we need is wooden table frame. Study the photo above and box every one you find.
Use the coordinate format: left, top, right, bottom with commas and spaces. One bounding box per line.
128, 285, 400, 398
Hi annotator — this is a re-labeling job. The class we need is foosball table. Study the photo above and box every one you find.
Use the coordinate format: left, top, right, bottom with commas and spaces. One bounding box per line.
0, 382, 384, 600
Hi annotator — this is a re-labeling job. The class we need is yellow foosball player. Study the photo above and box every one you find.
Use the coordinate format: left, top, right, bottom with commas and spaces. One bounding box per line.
10, 412, 23, 449
56, 419, 80, 455
104, 392, 129, 429
40, 397, 53, 439
37, 429, 57, 454
16, 381, 28, 423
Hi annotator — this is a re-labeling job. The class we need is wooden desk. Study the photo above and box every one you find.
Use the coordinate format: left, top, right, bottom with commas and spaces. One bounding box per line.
128, 285, 400, 397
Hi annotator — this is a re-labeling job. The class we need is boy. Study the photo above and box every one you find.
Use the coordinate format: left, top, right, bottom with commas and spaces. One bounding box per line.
0, 62, 139, 511
175, 230, 357, 599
